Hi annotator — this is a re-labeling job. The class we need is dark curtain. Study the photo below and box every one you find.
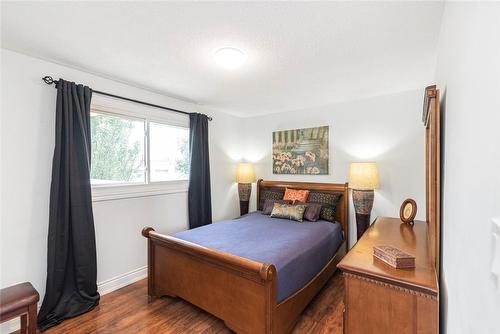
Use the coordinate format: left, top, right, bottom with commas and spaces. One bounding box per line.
38, 79, 100, 331
188, 113, 212, 229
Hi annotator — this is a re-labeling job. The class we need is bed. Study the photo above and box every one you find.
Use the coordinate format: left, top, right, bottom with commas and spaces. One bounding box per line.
142, 180, 349, 334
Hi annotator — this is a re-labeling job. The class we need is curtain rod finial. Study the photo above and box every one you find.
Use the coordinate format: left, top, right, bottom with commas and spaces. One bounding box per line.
42, 76, 55, 85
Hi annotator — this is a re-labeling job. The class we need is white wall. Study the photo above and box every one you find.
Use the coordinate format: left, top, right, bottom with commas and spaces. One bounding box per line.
205, 106, 242, 222
242, 89, 426, 246
435, 3, 500, 333
0, 49, 240, 332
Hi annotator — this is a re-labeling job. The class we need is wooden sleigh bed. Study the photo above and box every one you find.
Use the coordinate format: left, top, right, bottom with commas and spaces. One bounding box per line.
142, 180, 349, 334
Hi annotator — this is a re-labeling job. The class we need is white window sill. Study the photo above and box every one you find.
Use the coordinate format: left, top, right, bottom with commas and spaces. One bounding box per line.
91, 180, 189, 202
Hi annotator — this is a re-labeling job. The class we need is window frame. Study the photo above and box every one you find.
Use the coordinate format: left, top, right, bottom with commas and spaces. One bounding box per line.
89, 96, 190, 202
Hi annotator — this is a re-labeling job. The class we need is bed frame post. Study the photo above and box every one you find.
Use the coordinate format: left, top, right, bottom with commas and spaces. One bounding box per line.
257, 179, 264, 210
142, 227, 156, 300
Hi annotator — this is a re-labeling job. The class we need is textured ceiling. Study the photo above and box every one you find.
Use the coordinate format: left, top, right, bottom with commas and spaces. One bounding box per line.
1, 1, 444, 116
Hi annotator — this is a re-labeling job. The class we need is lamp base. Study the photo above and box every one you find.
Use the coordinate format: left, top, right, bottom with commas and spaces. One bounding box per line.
355, 213, 371, 240
352, 189, 374, 240
238, 183, 252, 216
239, 201, 249, 216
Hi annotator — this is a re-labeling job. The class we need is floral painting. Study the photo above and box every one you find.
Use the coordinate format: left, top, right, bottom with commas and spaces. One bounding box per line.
272, 126, 329, 175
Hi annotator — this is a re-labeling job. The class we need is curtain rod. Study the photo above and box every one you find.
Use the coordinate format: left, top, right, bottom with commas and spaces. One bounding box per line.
42, 76, 212, 121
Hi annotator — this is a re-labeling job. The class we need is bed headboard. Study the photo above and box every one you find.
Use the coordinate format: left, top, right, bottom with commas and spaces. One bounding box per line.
256, 179, 349, 239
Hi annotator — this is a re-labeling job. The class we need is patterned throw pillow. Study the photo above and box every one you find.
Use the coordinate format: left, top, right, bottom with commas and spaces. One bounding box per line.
294, 202, 323, 222
319, 205, 337, 222
270, 203, 307, 222
259, 187, 286, 210
307, 192, 342, 222
283, 188, 310, 203
262, 199, 292, 215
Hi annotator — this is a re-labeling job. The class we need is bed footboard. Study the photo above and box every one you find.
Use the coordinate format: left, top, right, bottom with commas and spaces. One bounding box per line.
142, 227, 278, 334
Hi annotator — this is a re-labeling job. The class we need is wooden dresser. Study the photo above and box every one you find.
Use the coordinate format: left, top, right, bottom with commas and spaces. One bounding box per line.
338, 217, 439, 334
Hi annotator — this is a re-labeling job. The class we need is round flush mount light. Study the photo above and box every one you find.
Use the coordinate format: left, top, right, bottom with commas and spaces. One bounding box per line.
213, 47, 247, 70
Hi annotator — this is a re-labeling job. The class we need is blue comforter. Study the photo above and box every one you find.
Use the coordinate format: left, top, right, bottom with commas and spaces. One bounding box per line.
173, 211, 343, 302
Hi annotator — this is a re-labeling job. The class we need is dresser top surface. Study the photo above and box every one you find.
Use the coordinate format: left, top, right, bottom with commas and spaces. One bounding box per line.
338, 217, 438, 295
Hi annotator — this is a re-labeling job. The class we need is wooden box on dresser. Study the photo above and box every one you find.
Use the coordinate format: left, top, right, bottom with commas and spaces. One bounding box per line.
338, 217, 439, 334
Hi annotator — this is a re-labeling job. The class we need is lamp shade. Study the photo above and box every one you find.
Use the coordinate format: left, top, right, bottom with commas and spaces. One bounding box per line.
236, 163, 256, 183
349, 162, 379, 190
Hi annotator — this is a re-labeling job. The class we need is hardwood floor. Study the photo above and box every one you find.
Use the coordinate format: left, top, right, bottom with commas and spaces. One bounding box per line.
35, 272, 344, 333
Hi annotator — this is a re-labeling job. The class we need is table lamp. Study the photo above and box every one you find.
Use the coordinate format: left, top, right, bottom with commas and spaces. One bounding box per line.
349, 162, 379, 240
236, 163, 256, 216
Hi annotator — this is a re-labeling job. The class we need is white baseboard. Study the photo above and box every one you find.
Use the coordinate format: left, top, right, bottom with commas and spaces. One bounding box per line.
98, 266, 148, 295
0, 267, 147, 334
1, 319, 20, 334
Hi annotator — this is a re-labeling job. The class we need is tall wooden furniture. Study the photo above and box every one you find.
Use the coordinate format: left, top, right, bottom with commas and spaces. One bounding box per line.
0, 282, 39, 334
423, 85, 441, 270
338, 85, 441, 333
143, 180, 348, 334
338, 217, 439, 333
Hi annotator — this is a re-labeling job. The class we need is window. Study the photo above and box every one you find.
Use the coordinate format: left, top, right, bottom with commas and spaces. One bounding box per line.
90, 112, 146, 185
149, 122, 189, 182
90, 110, 190, 190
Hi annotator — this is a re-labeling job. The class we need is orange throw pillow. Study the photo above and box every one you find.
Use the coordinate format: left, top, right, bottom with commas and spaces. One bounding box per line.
283, 188, 310, 203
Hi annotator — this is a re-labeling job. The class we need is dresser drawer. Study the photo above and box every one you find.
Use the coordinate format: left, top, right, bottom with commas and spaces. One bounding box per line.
343, 272, 438, 334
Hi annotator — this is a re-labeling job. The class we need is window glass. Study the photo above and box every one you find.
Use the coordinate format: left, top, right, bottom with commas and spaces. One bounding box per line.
90, 112, 145, 185
149, 122, 189, 182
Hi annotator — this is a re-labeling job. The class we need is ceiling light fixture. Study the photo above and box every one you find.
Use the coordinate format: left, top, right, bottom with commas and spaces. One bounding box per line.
213, 47, 247, 70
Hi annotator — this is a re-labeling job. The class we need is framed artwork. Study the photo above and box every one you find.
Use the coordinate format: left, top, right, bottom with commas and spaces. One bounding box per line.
272, 126, 329, 175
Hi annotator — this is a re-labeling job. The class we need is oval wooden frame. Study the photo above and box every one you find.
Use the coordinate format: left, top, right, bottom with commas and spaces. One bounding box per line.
400, 199, 417, 224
